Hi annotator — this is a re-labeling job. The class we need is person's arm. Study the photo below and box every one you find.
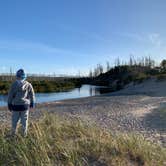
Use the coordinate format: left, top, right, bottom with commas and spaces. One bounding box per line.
7, 83, 15, 111
29, 83, 35, 109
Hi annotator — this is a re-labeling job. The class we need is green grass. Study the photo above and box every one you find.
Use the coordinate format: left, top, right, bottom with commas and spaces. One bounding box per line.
0, 80, 77, 94
158, 109, 166, 126
0, 81, 12, 94
0, 113, 166, 165
31, 80, 76, 93
157, 74, 166, 81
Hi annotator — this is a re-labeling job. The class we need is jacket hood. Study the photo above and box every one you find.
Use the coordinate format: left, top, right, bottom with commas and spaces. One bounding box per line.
16, 80, 29, 90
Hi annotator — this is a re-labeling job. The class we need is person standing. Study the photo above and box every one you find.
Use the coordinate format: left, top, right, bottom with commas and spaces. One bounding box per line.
8, 69, 35, 137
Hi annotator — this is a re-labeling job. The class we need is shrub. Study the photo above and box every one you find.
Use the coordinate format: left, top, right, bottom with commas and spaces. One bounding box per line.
134, 73, 149, 83
157, 74, 166, 81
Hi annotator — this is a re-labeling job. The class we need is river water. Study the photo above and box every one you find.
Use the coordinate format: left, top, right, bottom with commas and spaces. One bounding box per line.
0, 84, 110, 107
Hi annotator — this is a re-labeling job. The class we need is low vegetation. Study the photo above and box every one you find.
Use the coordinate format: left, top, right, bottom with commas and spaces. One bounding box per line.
158, 109, 166, 123
156, 74, 166, 81
0, 80, 78, 94
87, 57, 166, 91
1, 57, 166, 95
31, 80, 77, 93
0, 113, 166, 165
0, 81, 12, 94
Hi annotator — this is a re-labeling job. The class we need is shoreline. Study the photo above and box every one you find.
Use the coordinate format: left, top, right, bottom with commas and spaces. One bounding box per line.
0, 94, 100, 109
0, 93, 166, 147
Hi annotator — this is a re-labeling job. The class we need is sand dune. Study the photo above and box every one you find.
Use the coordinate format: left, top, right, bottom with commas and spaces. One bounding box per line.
109, 78, 166, 97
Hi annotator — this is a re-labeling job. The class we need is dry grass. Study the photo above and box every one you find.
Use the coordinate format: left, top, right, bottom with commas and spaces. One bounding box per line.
0, 113, 166, 166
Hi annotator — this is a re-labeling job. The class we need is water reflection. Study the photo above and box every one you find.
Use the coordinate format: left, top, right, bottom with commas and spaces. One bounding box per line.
0, 95, 8, 106
0, 84, 110, 107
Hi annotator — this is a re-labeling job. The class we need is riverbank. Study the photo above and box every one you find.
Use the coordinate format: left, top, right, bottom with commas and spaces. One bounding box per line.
1, 83, 166, 165
42, 94, 166, 146
0, 80, 79, 94
1, 93, 166, 148
1, 79, 166, 146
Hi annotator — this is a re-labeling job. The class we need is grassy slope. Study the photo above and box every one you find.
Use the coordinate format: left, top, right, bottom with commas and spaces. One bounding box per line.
0, 113, 165, 166
92, 65, 161, 87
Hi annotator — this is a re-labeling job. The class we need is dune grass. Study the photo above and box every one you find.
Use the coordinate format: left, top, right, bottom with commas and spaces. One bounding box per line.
0, 113, 166, 166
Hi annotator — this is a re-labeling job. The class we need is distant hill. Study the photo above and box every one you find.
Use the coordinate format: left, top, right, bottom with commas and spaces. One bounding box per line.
89, 65, 165, 92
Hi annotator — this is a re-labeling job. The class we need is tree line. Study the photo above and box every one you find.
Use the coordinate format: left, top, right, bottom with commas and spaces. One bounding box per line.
89, 56, 166, 78
0, 74, 74, 82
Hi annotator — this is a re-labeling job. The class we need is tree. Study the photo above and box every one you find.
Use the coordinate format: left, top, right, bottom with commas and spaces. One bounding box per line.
93, 68, 99, 77
129, 55, 134, 66
89, 69, 93, 78
106, 61, 110, 71
97, 64, 103, 74
115, 57, 120, 67
93, 64, 104, 77
160, 59, 166, 73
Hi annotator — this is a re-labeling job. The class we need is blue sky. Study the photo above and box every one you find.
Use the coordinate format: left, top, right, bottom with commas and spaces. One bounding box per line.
0, 0, 166, 75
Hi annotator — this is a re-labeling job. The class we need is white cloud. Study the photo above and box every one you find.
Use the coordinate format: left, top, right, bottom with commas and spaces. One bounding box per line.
148, 33, 162, 47
0, 39, 89, 58
119, 32, 163, 48
57, 23, 112, 43
0, 40, 68, 54
119, 32, 143, 41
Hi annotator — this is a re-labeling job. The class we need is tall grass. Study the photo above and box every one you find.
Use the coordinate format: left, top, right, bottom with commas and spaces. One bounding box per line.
0, 113, 166, 165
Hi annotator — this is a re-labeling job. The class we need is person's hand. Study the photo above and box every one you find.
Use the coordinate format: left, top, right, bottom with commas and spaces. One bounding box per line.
30, 108, 34, 112
8, 104, 13, 112
30, 103, 35, 112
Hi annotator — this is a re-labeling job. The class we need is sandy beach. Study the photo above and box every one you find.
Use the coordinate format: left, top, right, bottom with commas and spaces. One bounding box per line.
1, 79, 166, 147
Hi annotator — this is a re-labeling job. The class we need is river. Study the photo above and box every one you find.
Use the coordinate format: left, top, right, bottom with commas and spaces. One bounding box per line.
0, 84, 110, 107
